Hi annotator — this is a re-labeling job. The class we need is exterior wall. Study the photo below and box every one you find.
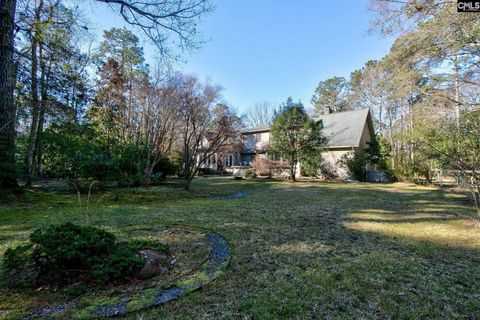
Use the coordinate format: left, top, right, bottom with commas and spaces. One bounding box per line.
241, 131, 270, 152
241, 131, 270, 166
359, 121, 373, 148
259, 132, 270, 143
322, 148, 354, 179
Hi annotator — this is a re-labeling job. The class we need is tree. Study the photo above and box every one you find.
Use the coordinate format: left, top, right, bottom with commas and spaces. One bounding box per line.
89, 58, 126, 149
311, 76, 349, 113
366, 0, 480, 181
0, 0, 18, 188
94, 27, 149, 143
417, 110, 480, 216
245, 101, 276, 128
271, 98, 326, 181
141, 75, 181, 184
95, 0, 213, 59
174, 74, 241, 190
348, 60, 393, 132
6, 0, 92, 187
0, 0, 213, 189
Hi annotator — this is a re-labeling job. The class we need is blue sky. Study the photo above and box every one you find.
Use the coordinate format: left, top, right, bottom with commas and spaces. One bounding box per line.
83, 0, 394, 113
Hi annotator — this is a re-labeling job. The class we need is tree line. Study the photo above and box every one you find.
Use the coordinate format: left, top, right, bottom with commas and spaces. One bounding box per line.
307, 1, 480, 214
0, 0, 241, 191
1, 1, 479, 211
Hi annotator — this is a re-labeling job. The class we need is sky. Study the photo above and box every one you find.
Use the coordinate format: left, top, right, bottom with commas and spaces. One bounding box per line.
82, 0, 395, 114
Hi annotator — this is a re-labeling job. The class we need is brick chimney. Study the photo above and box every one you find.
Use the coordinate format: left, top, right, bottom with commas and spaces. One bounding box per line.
323, 106, 333, 115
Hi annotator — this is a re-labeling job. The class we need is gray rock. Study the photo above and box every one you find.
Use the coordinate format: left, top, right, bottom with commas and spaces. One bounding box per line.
136, 249, 169, 280
136, 259, 165, 280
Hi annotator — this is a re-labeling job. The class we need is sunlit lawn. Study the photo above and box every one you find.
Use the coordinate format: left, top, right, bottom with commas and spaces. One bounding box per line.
1, 176, 480, 319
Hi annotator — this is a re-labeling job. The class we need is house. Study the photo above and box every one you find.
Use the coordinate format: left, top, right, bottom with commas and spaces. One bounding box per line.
240, 108, 375, 177
312, 107, 375, 177
201, 108, 375, 178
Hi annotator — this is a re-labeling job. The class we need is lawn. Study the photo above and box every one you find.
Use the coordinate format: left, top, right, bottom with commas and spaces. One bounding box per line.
1, 177, 480, 319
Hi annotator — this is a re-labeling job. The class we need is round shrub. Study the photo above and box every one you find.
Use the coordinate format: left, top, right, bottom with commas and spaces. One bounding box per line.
2, 223, 145, 287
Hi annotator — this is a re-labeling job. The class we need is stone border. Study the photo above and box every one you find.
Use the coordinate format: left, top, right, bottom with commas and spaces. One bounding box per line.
27, 230, 230, 319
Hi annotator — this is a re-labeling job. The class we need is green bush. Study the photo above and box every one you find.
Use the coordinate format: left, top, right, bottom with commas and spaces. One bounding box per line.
197, 167, 216, 175
153, 158, 179, 178
339, 151, 368, 181
2, 223, 145, 287
116, 144, 148, 186
82, 153, 118, 182
242, 169, 257, 179
2, 244, 37, 287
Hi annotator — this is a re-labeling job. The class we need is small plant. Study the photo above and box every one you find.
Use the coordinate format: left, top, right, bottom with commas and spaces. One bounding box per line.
242, 169, 257, 179
2, 223, 147, 288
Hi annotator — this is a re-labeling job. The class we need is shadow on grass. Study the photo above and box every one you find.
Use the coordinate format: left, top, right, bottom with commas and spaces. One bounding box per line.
1, 176, 480, 318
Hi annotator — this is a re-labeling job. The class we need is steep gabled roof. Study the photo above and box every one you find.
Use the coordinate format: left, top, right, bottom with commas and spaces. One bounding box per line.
312, 108, 374, 148
240, 109, 374, 149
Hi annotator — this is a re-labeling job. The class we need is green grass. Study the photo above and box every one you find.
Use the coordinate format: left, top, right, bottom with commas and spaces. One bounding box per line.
1, 177, 480, 319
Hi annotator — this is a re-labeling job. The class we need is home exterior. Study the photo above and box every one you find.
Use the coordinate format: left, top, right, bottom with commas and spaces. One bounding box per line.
201, 108, 375, 178
312, 107, 375, 177
240, 126, 271, 165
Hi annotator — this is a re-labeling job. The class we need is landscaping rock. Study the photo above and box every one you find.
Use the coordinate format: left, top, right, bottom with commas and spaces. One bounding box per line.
137, 259, 165, 280
136, 249, 170, 280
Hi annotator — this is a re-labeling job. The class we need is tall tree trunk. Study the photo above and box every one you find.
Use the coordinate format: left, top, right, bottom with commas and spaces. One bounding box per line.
0, 0, 19, 188
290, 153, 297, 182
25, 37, 39, 186
25, 0, 43, 187
453, 53, 461, 127
34, 45, 49, 176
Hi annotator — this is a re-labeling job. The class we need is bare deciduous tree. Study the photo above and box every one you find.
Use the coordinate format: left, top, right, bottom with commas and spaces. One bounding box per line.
95, 0, 213, 59
173, 74, 241, 190
141, 75, 180, 183
245, 101, 276, 128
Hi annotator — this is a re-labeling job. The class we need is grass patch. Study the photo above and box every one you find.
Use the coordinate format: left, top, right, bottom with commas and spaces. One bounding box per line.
1, 177, 480, 318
